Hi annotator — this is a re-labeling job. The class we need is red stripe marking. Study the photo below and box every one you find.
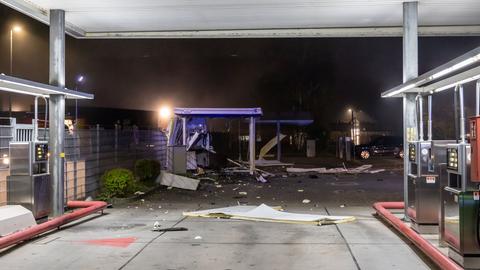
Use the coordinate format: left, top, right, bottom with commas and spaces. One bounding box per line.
84, 237, 136, 248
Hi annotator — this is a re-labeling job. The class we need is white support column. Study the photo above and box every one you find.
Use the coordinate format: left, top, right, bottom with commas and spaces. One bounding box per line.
49, 9, 66, 217
403, 1, 418, 221
249, 117, 256, 175
276, 121, 281, 161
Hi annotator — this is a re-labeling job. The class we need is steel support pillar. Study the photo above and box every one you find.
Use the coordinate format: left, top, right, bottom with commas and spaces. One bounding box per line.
182, 117, 187, 146
49, 9, 66, 217
402, 1, 418, 221
249, 117, 256, 175
276, 121, 281, 161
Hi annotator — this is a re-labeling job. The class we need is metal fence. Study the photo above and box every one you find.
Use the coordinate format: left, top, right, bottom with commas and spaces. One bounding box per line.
0, 119, 167, 204
65, 125, 167, 200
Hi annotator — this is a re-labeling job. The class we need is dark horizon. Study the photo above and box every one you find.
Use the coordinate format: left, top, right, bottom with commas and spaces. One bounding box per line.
1, 5, 480, 135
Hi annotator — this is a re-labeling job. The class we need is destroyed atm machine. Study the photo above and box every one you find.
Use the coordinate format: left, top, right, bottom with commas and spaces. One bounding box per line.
7, 97, 50, 220
443, 83, 480, 268
406, 94, 441, 233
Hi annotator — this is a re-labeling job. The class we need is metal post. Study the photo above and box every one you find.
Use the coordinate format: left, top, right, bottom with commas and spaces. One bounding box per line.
238, 120, 242, 161
427, 95, 432, 141
182, 117, 187, 146
249, 117, 256, 175
454, 85, 460, 142
402, 1, 418, 221
352, 110, 356, 158
114, 124, 118, 163
476, 80, 480, 116
417, 95, 424, 141
96, 124, 100, 176
9, 29, 13, 116
276, 121, 281, 161
459, 85, 466, 143
49, 9, 66, 217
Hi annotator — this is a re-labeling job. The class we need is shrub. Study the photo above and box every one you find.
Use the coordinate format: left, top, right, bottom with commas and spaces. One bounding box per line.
134, 159, 161, 181
101, 168, 136, 198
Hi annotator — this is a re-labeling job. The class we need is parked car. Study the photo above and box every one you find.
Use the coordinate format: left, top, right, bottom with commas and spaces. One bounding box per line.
355, 136, 403, 159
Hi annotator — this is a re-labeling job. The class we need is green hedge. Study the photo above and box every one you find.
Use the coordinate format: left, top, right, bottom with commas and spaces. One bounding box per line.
101, 168, 136, 198
134, 159, 161, 181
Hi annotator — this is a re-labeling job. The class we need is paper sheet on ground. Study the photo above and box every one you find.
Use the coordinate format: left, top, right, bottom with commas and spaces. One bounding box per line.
183, 204, 355, 225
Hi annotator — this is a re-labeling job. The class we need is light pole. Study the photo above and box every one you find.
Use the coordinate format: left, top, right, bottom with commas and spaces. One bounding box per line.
74, 75, 85, 127
348, 108, 356, 159
9, 25, 22, 116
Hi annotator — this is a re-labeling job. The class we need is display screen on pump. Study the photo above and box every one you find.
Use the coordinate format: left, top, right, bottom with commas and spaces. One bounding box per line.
447, 148, 458, 171
409, 143, 416, 162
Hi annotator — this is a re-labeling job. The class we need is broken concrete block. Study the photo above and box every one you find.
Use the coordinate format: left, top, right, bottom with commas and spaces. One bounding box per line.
0, 205, 36, 236
159, 171, 200, 190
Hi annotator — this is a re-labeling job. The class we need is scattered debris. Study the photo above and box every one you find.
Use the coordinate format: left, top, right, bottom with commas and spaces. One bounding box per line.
239, 191, 248, 195
194, 236, 202, 240
297, 189, 304, 192
255, 174, 268, 183
340, 204, 346, 208
160, 171, 200, 190
227, 158, 275, 177
183, 204, 355, 225
286, 164, 380, 174
153, 221, 161, 231
368, 169, 386, 174
134, 191, 145, 196
302, 199, 311, 204
255, 159, 294, 167
196, 167, 205, 175
153, 227, 188, 232
198, 177, 216, 181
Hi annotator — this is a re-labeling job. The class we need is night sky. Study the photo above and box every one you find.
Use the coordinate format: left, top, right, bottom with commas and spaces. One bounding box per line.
1, 5, 480, 135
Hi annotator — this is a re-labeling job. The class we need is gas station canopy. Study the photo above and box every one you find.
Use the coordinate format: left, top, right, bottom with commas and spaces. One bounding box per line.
2, 0, 480, 38
0, 74, 93, 99
381, 46, 480, 97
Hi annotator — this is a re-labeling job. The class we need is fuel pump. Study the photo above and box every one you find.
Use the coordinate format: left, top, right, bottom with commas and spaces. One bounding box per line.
407, 94, 440, 233
7, 96, 50, 220
442, 83, 480, 268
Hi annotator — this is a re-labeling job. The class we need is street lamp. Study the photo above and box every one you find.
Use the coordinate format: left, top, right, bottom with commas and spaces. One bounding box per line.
74, 75, 85, 127
9, 25, 22, 116
159, 105, 172, 120
347, 107, 356, 159
347, 108, 354, 141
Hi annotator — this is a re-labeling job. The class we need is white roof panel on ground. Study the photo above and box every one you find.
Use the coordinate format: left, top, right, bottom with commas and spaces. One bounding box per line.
1, 0, 480, 38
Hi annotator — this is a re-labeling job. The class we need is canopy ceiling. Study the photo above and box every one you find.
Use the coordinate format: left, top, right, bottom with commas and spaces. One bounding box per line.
1, 0, 480, 38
